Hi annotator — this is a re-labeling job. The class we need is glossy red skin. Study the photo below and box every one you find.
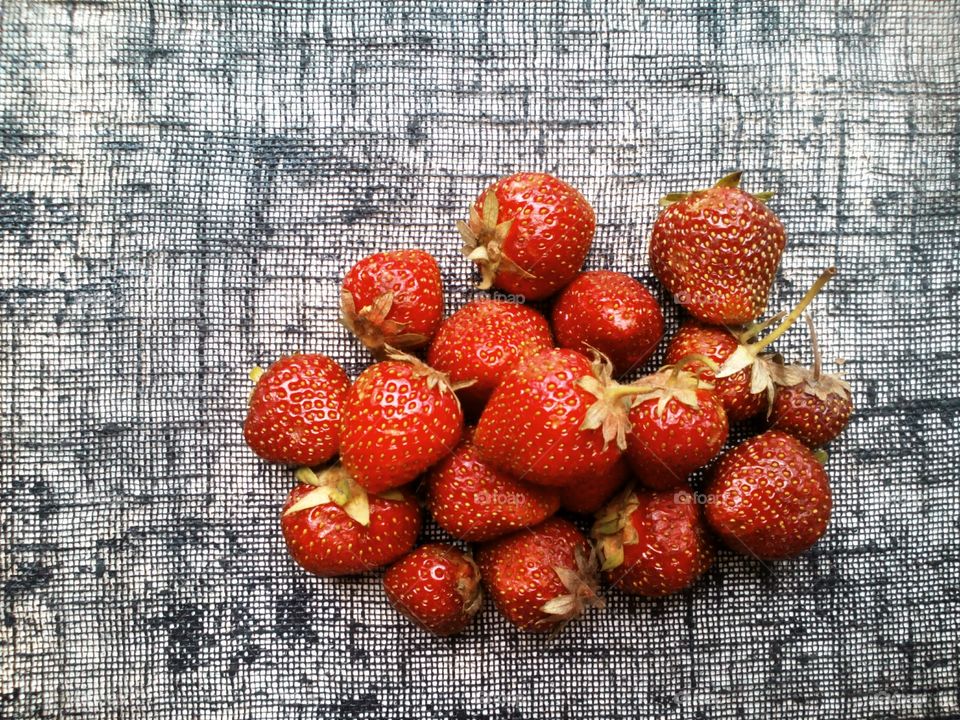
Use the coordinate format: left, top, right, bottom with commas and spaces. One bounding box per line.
477, 517, 592, 632
704, 430, 832, 560
625, 388, 728, 490
281, 484, 421, 576
342, 249, 443, 347
665, 320, 766, 422
770, 384, 853, 447
559, 457, 630, 515
339, 360, 464, 494
425, 429, 559, 541
650, 185, 786, 325
472, 173, 595, 300
427, 299, 553, 415
243, 354, 350, 466
602, 489, 715, 597
474, 349, 621, 487
383, 544, 481, 636
551, 271, 664, 376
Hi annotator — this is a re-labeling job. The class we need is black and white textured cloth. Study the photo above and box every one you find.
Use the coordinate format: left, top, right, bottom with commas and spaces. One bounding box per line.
2, 2, 958, 718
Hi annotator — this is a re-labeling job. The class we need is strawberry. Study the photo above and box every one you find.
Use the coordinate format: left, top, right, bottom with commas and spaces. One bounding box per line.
770, 315, 853, 447
649, 171, 786, 325
623, 356, 728, 489
243, 354, 350, 466
341, 249, 443, 355
458, 173, 595, 300
383, 544, 483, 636
474, 348, 634, 487
704, 430, 832, 560
425, 428, 560, 541
427, 299, 553, 415
477, 517, 604, 633
339, 350, 468, 494
558, 457, 630, 515
593, 487, 715, 597
664, 268, 836, 422
281, 465, 421, 576
551, 271, 664, 376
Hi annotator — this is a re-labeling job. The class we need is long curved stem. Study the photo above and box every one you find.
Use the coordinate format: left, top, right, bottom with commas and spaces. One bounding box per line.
751, 268, 836, 353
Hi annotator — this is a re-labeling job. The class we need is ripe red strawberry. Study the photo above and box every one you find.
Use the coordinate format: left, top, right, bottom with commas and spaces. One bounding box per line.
477, 517, 604, 633
551, 271, 664, 376
341, 249, 443, 355
649, 171, 786, 325
558, 457, 630, 515
243, 354, 350, 466
427, 299, 553, 415
339, 351, 467, 494
770, 315, 853, 447
624, 357, 728, 489
664, 268, 835, 422
383, 544, 483, 636
425, 429, 559, 541
281, 465, 421, 576
704, 430, 832, 560
474, 349, 632, 487
458, 173, 595, 300
593, 488, 715, 596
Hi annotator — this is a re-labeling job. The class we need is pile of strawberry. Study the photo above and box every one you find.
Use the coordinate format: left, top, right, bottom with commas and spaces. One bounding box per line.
243, 171, 853, 636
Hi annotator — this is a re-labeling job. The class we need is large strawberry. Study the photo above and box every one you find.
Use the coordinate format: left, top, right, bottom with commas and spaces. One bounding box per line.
458, 172, 595, 300
770, 315, 853, 447
624, 356, 728, 489
339, 350, 468, 494
425, 429, 559, 541
551, 271, 664, 376
649, 171, 786, 325
704, 430, 832, 560
341, 249, 443, 355
383, 544, 483, 637
477, 517, 604, 633
281, 465, 421, 576
664, 268, 835, 422
593, 488, 715, 597
474, 348, 634, 487
243, 354, 350, 466
558, 457, 630, 515
427, 299, 553, 415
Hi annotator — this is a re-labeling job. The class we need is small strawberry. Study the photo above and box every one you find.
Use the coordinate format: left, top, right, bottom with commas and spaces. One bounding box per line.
474, 349, 635, 487
281, 465, 421, 576
593, 487, 715, 597
339, 350, 469, 494
341, 249, 443, 355
551, 271, 664, 376
623, 356, 728, 489
427, 299, 554, 415
664, 268, 835, 422
477, 517, 604, 633
770, 315, 853, 447
243, 354, 350, 466
383, 544, 483, 636
704, 430, 832, 560
649, 171, 786, 325
559, 457, 630, 515
458, 173, 595, 300
425, 429, 559, 541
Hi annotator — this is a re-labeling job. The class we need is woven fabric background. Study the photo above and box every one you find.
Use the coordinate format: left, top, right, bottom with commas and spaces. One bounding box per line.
2, 1, 958, 718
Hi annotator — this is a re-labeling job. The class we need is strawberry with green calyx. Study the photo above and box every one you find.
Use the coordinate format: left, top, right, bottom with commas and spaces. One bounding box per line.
665, 268, 835, 422
770, 314, 853, 447
339, 348, 472, 494
623, 354, 729, 490
281, 464, 421, 577
650, 170, 785, 325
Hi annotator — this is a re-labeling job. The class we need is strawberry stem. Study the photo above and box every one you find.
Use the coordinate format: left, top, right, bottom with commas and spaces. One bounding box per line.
750, 268, 836, 354
737, 311, 786, 343
805, 314, 822, 382
669, 353, 719, 379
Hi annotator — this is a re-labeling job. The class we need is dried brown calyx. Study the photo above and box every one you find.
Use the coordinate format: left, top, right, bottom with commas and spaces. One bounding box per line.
630, 354, 718, 416
591, 489, 640, 572
658, 170, 775, 208
578, 349, 643, 450
789, 314, 852, 403
340, 288, 427, 356
538, 545, 605, 632
457, 190, 535, 289
384, 347, 476, 402
283, 464, 406, 527
458, 555, 484, 619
